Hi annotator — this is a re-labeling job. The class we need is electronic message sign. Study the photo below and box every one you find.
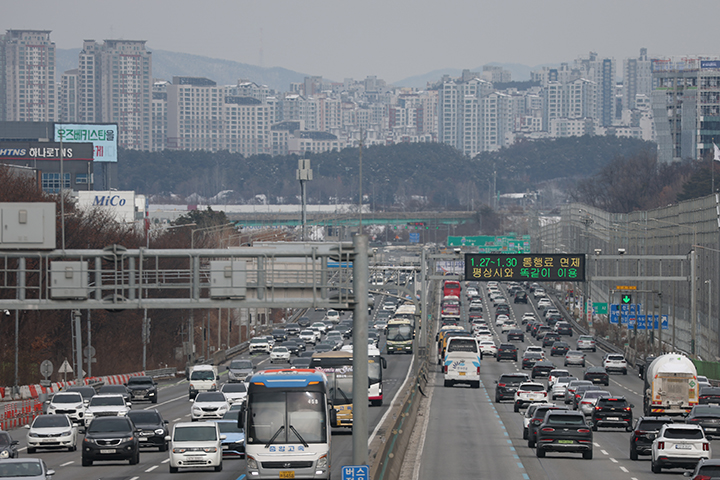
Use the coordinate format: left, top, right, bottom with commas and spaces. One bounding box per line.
464, 253, 585, 282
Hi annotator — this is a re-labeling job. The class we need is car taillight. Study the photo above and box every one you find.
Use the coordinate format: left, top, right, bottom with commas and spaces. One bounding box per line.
689, 418, 702, 422
444, 365, 448, 374
700, 395, 709, 400
624, 407, 632, 411
581, 401, 591, 405
498, 383, 506, 387
477, 367, 481, 375
542, 392, 547, 396
578, 429, 591, 433
595, 406, 601, 410
541, 427, 555, 432
657, 441, 665, 449
695, 476, 712, 480
703, 442, 710, 451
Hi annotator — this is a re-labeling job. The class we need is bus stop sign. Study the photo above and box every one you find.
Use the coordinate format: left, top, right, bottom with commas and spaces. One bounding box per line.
342, 465, 369, 480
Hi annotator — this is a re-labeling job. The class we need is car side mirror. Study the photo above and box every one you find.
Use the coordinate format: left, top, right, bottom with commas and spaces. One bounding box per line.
330, 408, 338, 426
220, 434, 227, 441
126, 402, 132, 407
11, 440, 18, 445
630, 404, 635, 409
164, 435, 171, 442
46, 470, 55, 477
24, 424, 30, 429
237, 407, 246, 430
253, 365, 257, 370
381, 357, 388, 369
164, 419, 169, 424
216, 375, 220, 380
153, 382, 158, 386
123, 383, 127, 387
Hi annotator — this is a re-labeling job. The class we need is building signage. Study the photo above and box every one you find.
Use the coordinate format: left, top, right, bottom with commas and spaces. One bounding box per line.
701, 60, 720, 69
0, 142, 93, 161
77, 191, 140, 223
54, 123, 118, 163
464, 253, 585, 281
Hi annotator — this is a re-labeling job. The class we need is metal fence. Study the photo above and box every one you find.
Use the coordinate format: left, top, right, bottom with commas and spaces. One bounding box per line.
536, 194, 720, 360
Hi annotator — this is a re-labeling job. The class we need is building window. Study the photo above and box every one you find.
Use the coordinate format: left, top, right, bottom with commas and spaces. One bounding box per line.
75, 173, 89, 184
41, 173, 70, 193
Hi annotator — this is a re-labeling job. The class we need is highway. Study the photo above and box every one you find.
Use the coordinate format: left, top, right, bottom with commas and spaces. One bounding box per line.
3, 293, 414, 480
418, 282, 685, 480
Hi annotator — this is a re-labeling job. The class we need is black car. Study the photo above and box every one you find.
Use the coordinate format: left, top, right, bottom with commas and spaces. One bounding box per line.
124, 376, 158, 404
282, 340, 301, 355
272, 329, 288, 342
584, 366, 609, 386
542, 333, 561, 348
82, 416, 139, 466
314, 343, 334, 353
550, 341, 570, 356
514, 291, 528, 303
297, 316, 311, 328
527, 404, 569, 447
535, 326, 551, 339
291, 357, 312, 369
97, 385, 131, 404
507, 329, 525, 342
495, 305, 511, 318
535, 410, 593, 459
555, 322, 573, 336
699, 387, 720, 405
686, 405, 720, 437
468, 307, 483, 320
65, 385, 96, 404
531, 360, 556, 379
127, 409, 169, 451
0, 431, 19, 458
497, 343, 518, 362
284, 323, 301, 335
629, 416, 674, 460
522, 352, 543, 370
494, 373, 529, 403
686, 458, 720, 480
591, 396, 633, 431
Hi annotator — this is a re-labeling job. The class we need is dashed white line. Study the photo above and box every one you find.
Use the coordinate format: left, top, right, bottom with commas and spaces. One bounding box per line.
620, 466, 629, 473
610, 457, 618, 463
173, 417, 182, 422
60, 461, 74, 467
162, 459, 170, 464
601, 449, 608, 455
130, 477, 139, 480
145, 465, 159, 472
593, 442, 601, 447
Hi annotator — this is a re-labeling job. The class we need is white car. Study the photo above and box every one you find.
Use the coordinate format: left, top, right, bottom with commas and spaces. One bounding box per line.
45, 392, 86, 426
479, 340, 498, 357
191, 392, 229, 421
323, 309, 340, 323
466, 287, 479, 297
537, 298, 552, 309
311, 321, 329, 334
500, 322, 518, 334
547, 369, 571, 389
524, 345, 544, 356
26, 414, 78, 453
576, 335, 596, 352
167, 422, 224, 473
299, 329, 317, 344
514, 382, 548, 412
248, 337, 271, 354
651, 424, 711, 473
219, 383, 247, 405
495, 314, 510, 326
533, 288, 546, 298
521, 312, 536, 323
270, 346, 291, 364
603, 354, 628, 375
83, 394, 130, 427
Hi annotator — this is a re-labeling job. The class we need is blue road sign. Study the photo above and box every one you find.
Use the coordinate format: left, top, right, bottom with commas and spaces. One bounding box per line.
610, 304, 619, 324
636, 315, 646, 330
649, 315, 669, 330
342, 465, 369, 480
409, 232, 420, 243
620, 303, 629, 324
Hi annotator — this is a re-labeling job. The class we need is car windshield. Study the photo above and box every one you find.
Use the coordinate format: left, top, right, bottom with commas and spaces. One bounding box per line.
222, 384, 247, 393
521, 384, 545, 392
127, 377, 153, 386
174, 425, 218, 442
0, 433, 11, 446
89, 396, 124, 406
547, 414, 585, 426
87, 418, 131, 433
33, 415, 70, 428
698, 466, 720, 476
273, 347, 289, 353
583, 391, 610, 399
99, 386, 126, 394
663, 428, 704, 440
0, 461, 44, 477
230, 360, 253, 370
53, 394, 83, 404
216, 422, 243, 434
638, 420, 671, 431
128, 411, 161, 424
191, 370, 215, 381
607, 355, 625, 361
250, 338, 267, 344
196, 393, 225, 402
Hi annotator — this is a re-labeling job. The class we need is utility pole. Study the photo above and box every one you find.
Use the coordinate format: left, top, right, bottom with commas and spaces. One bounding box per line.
352, 234, 369, 466
359, 129, 364, 233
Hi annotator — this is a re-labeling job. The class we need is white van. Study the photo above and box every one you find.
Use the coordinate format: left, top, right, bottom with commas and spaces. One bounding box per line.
167, 422, 225, 473
188, 364, 219, 399
443, 336, 481, 389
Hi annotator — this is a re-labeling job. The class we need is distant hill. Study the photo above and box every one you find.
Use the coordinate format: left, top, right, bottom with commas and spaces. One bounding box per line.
393, 62, 560, 89
56, 48, 310, 92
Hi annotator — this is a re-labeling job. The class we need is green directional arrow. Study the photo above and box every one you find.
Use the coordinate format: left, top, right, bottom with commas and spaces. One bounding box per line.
621, 294, 632, 305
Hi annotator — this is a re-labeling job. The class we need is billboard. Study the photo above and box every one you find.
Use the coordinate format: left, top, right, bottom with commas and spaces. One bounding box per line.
54, 124, 118, 163
464, 253, 585, 282
77, 191, 143, 223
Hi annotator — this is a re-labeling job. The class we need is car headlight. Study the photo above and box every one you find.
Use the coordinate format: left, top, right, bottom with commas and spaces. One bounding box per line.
119, 410, 127, 416
218, 406, 228, 413
203, 447, 218, 453
0, 450, 10, 459
317, 454, 328, 468
29, 432, 40, 437
192, 407, 202, 413
155, 429, 165, 435
247, 455, 258, 469
121, 436, 134, 443
173, 447, 187, 453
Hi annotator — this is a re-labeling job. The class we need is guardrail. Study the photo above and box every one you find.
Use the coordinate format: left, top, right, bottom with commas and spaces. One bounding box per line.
144, 367, 177, 378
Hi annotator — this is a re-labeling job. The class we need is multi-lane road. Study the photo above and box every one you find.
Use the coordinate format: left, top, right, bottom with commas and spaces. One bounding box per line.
2, 301, 414, 480
419, 282, 684, 480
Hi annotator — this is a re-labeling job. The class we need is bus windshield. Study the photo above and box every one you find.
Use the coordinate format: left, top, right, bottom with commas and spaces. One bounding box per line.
247, 391, 327, 445
387, 324, 413, 342
368, 358, 381, 386
327, 375, 354, 405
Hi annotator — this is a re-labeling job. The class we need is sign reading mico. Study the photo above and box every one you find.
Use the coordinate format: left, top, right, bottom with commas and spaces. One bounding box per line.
464, 253, 586, 282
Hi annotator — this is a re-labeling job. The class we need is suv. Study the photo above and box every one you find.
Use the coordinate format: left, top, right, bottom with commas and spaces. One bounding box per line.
603, 354, 628, 375
629, 416, 674, 460
226, 359, 255, 383
83, 394, 130, 428
249, 337, 271, 354
514, 291, 528, 303
584, 366, 609, 386
555, 322, 572, 336
168, 422, 224, 473
542, 332, 561, 347
591, 396, 633, 431
651, 424, 711, 473
497, 343, 518, 362
514, 382, 548, 412
527, 404, 568, 448
46, 392, 86, 426
536, 410, 593, 459
495, 373, 529, 403
284, 323, 301, 335
531, 360, 556, 379
125, 376, 158, 404
127, 409, 169, 451
271, 329, 288, 342
576, 335, 596, 352
82, 416, 139, 466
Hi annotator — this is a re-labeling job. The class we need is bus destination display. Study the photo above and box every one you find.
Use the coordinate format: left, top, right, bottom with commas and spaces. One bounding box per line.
464, 253, 585, 282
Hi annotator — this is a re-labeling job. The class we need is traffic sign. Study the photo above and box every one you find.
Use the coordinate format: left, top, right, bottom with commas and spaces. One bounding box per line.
592, 302, 608, 315
40, 360, 53, 378
621, 294, 633, 305
610, 304, 619, 324
616, 286, 637, 290
83, 346, 96, 358
342, 465, 369, 480
58, 359, 73, 374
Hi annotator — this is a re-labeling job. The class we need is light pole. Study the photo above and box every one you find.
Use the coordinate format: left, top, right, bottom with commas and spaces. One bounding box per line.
296, 159, 313, 241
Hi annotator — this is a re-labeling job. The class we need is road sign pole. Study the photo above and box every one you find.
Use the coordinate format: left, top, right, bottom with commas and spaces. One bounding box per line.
352, 234, 369, 467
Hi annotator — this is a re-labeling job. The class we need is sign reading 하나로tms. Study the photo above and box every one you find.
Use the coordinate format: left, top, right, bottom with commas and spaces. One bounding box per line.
55, 123, 118, 163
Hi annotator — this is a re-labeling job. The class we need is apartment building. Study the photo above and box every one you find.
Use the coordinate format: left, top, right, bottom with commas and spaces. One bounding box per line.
0, 30, 57, 122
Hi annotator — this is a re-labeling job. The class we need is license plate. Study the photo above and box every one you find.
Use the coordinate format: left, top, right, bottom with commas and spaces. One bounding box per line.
186, 456, 204, 461
558, 440, 574, 444
279, 472, 295, 479
459, 372, 466, 376
100, 449, 116, 454
675, 444, 692, 449
607, 417, 619, 421
139, 437, 148, 441
706, 428, 718, 432
222, 445, 229, 450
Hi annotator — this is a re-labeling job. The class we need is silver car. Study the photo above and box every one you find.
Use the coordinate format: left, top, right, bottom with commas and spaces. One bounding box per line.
0, 459, 55, 479
578, 390, 610, 415
550, 377, 577, 400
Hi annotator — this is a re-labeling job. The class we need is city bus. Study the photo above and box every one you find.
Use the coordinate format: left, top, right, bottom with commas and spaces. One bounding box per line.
386, 317, 414, 354
310, 349, 388, 407
241, 369, 333, 480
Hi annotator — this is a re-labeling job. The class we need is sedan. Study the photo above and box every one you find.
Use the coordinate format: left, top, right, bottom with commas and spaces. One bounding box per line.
191, 392, 229, 421
522, 352, 543, 370
0, 459, 55, 479
537, 298, 552, 310
584, 367, 609, 386
577, 390, 611, 416
220, 383, 247, 405
550, 342, 570, 356
270, 346, 291, 364
214, 419, 245, 458
479, 340, 498, 358
0, 431, 19, 459
564, 350, 586, 367
299, 329, 318, 344
531, 360, 556, 379
686, 405, 720, 437
25, 414, 77, 453
507, 329, 525, 342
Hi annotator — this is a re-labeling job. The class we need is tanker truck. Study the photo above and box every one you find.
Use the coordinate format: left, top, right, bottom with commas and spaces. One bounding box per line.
643, 353, 699, 416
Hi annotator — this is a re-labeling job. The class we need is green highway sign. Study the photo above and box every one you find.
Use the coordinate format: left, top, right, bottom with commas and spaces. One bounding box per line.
593, 302, 608, 315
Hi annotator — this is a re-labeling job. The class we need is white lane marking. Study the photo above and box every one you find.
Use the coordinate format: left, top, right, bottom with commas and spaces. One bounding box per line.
173, 417, 182, 422
593, 442, 600, 447
369, 355, 415, 446
620, 467, 629, 473
130, 477, 139, 480
60, 461, 74, 467
601, 449, 608, 455
143, 393, 187, 409
610, 458, 618, 463
145, 465, 159, 472
162, 459, 170, 464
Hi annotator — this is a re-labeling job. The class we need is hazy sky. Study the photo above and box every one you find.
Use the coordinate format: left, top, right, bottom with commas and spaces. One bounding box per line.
3, 0, 720, 83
